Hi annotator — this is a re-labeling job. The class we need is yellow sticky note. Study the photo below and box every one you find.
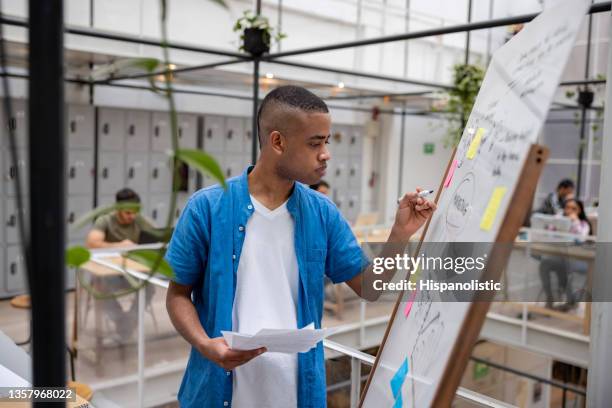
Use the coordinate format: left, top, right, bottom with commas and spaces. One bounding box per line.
466, 128, 485, 159
480, 187, 507, 231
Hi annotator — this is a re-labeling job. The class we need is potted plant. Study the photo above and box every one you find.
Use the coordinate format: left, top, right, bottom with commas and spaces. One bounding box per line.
233, 10, 286, 56
432, 63, 485, 148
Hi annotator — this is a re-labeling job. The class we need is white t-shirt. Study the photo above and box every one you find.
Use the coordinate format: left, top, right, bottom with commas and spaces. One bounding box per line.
231, 195, 299, 408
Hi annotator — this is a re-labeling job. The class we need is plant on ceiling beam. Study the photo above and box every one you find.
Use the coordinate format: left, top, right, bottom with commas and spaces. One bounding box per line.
233, 10, 286, 56
433, 63, 485, 148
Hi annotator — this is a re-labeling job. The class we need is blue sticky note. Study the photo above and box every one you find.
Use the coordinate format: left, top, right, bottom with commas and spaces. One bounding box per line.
393, 392, 403, 408
390, 357, 409, 398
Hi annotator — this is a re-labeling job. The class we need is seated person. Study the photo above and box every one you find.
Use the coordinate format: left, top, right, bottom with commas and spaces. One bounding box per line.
539, 198, 592, 310
537, 178, 575, 215
310, 180, 330, 196
85, 188, 156, 338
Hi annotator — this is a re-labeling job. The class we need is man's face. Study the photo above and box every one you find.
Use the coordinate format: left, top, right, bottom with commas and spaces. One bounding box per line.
275, 112, 331, 185
558, 186, 574, 199
116, 209, 137, 225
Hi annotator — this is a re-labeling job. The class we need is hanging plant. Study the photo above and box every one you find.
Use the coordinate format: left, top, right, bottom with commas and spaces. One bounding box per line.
432, 63, 485, 148
565, 73, 606, 133
233, 10, 286, 56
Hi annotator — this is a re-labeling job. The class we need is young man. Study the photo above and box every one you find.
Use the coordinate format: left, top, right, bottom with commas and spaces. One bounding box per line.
86, 188, 156, 337
537, 178, 575, 215
165, 85, 436, 407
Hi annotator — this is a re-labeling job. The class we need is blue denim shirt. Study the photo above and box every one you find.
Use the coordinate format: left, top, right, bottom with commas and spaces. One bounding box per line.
165, 166, 368, 408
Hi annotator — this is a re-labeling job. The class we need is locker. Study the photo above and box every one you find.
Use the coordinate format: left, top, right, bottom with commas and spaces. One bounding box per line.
330, 126, 349, 157
67, 150, 94, 195
147, 194, 170, 228
3, 148, 29, 196
97, 152, 126, 195
0, 99, 28, 148
223, 154, 243, 180
97, 195, 116, 209
6, 245, 26, 293
149, 153, 173, 193
348, 162, 362, 190
177, 113, 198, 149
67, 104, 94, 149
4, 198, 28, 244
203, 115, 225, 153
98, 108, 126, 151
125, 152, 149, 195
225, 117, 245, 153
151, 111, 171, 152
66, 195, 93, 240
347, 128, 363, 157
125, 110, 151, 152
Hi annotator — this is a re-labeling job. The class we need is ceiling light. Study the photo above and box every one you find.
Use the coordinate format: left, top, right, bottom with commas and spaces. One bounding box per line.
168, 63, 176, 70
337, 81, 345, 89
265, 72, 274, 79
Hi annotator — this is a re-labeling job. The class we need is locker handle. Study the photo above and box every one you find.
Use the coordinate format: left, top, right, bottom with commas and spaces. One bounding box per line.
227, 130, 233, 140
152, 168, 158, 179
350, 136, 356, 145
349, 168, 355, 176
128, 167, 135, 178
102, 123, 109, 134
246, 131, 251, 140
68, 212, 75, 223
154, 126, 159, 137
70, 120, 76, 133
102, 168, 109, 179
207, 129, 212, 138
8, 117, 16, 131
10, 262, 16, 275
336, 168, 341, 176
9, 165, 16, 179
7, 214, 15, 227
69, 167, 76, 178
152, 209, 157, 220
128, 124, 135, 135
175, 209, 180, 218
226, 168, 232, 177
349, 200, 354, 208
178, 127, 183, 138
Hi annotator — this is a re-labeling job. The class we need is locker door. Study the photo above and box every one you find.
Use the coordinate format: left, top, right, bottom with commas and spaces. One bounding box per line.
3, 148, 29, 196
98, 152, 125, 195
348, 162, 362, 190
348, 128, 363, 157
331, 125, 349, 157
225, 117, 244, 153
67, 150, 94, 195
0, 99, 28, 148
67, 105, 94, 148
5, 246, 26, 293
0, 197, 3, 245
149, 153, 173, 193
333, 158, 348, 190
4, 199, 27, 244
67, 195, 93, 240
126, 152, 149, 195
223, 154, 243, 180
125, 110, 151, 152
203, 115, 225, 153
151, 112, 171, 152
98, 108, 126, 151
147, 194, 170, 228
177, 113, 198, 149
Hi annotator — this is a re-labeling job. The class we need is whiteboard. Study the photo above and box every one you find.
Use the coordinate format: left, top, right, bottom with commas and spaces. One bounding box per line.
362, 1, 590, 407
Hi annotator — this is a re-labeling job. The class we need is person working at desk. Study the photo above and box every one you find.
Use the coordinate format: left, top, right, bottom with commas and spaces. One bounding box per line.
537, 178, 575, 215
539, 198, 592, 311
85, 188, 156, 338
310, 179, 330, 195
164, 85, 436, 407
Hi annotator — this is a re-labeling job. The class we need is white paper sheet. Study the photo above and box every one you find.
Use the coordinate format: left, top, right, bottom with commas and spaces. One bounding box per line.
221, 323, 337, 353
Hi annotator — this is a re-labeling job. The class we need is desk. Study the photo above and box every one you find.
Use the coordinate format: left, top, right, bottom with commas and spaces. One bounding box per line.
513, 238, 596, 334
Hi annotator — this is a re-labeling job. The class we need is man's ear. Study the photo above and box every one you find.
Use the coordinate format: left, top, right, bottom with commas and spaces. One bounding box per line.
269, 131, 284, 153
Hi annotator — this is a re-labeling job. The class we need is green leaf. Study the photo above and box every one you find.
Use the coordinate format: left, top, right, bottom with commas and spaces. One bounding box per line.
90, 58, 160, 81
123, 249, 174, 278
209, 0, 229, 9
66, 245, 91, 268
73, 202, 142, 230
176, 149, 226, 188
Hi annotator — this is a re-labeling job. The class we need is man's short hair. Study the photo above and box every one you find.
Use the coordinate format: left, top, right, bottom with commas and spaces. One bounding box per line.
116, 188, 141, 203
557, 179, 575, 190
257, 85, 329, 146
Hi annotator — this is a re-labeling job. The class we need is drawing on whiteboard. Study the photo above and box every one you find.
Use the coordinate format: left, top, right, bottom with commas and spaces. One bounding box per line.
445, 172, 475, 236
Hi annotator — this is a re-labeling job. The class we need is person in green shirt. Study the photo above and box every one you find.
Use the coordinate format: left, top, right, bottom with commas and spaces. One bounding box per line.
86, 188, 156, 339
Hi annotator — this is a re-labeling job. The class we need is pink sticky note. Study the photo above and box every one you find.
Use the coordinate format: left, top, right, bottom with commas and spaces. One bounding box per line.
444, 159, 458, 188
403, 290, 417, 317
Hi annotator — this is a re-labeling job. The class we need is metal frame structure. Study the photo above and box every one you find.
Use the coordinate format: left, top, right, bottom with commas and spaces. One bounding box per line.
2, 0, 610, 403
